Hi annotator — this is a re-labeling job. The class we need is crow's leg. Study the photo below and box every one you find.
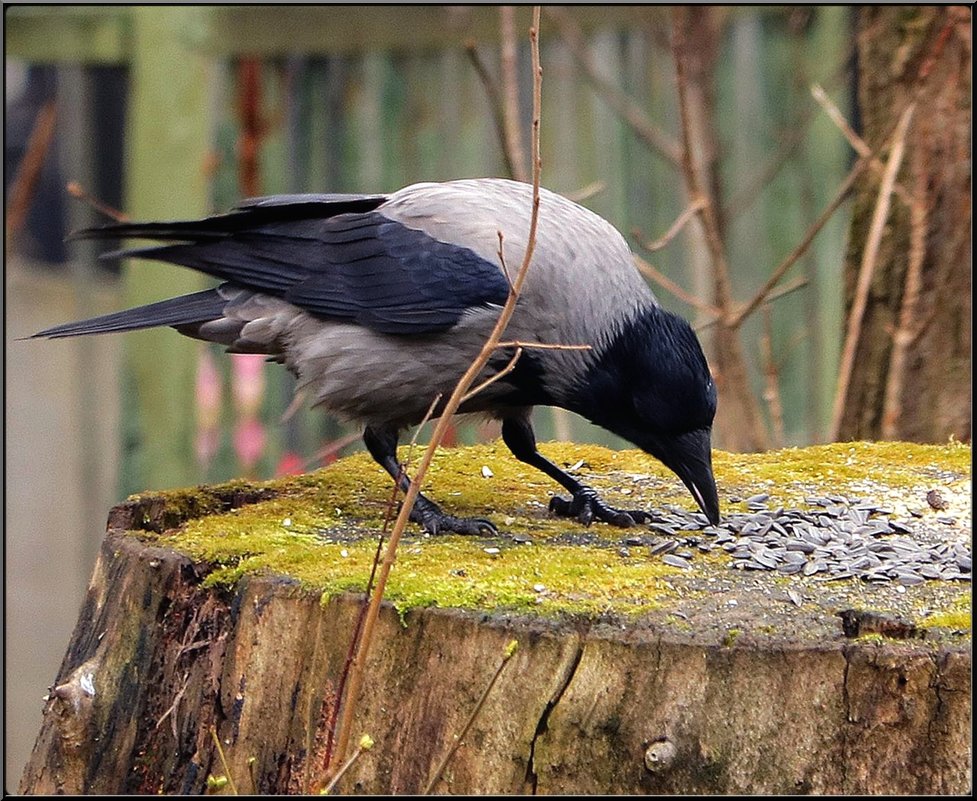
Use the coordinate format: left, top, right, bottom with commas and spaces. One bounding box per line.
501, 415, 651, 528
362, 425, 497, 536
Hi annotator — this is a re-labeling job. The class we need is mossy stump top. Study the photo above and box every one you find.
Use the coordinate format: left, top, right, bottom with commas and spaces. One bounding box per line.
21, 440, 972, 794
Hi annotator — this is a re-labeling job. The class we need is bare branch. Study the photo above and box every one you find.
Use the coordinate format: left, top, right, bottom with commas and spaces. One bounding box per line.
811, 83, 869, 158
633, 196, 707, 253
66, 181, 129, 223
321, 735, 374, 796
810, 83, 911, 207
760, 306, 786, 449
633, 254, 720, 316
497, 230, 513, 288
671, 9, 736, 317
330, 6, 544, 775
881, 157, 928, 439
730, 157, 869, 329
423, 640, 518, 794
830, 102, 916, 440
209, 726, 239, 796
545, 6, 681, 166
565, 180, 605, 203
462, 347, 523, 404
465, 40, 521, 181
671, 6, 768, 452
495, 340, 591, 351
6, 101, 58, 249
500, 6, 529, 183
695, 275, 808, 333
723, 47, 855, 219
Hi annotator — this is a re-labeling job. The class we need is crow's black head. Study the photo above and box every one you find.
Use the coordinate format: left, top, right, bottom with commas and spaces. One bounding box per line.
575, 305, 720, 523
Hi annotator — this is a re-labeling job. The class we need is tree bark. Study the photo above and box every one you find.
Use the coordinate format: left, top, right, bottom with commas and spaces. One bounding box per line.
838, 6, 971, 443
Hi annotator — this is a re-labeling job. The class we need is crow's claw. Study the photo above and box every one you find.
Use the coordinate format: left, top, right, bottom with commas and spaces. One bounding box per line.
408, 497, 498, 536
548, 486, 651, 528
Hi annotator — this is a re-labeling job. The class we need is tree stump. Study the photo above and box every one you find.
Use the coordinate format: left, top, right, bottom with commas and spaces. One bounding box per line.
19, 442, 971, 794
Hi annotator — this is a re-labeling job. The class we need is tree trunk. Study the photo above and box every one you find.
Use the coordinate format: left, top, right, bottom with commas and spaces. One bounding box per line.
837, 6, 971, 443
18, 441, 971, 794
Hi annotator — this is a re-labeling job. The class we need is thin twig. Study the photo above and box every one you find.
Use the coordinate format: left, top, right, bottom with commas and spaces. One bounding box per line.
830, 102, 916, 440
155, 672, 191, 741
247, 757, 257, 794
465, 40, 520, 181
671, 8, 736, 317
881, 157, 928, 439
760, 306, 786, 448
318, 394, 442, 791
810, 83, 869, 158
633, 254, 720, 315
499, 6, 529, 183
496, 340, 591, 351
329, 6, 544, 773
695, 276, 808, 333
729, 157, 869, 329
461, 348, 523, 404
317, 438, 414, 791
810, 83, 911, 207
468, 340, 589, 457
723, 47, 855, 219
6, 100, 58, 249
423, 640, 519, 794
210, 726, 239, 795
633, 196, 707, 253
723, 103, 816, 219
564, 180, 605, 203
307, 430, 363, 470
497, 230, 513, 288
321, 735, 374, 795
65, 181, 129, 223
405, 393, 445, 464
545, 5, 681, 166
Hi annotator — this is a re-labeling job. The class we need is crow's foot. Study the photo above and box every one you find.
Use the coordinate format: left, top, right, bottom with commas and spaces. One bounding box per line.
548, 486, 651, 528
408, 496, 498, 536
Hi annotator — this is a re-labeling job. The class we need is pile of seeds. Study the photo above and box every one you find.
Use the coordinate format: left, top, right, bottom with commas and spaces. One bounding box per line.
630, 494, 971, 585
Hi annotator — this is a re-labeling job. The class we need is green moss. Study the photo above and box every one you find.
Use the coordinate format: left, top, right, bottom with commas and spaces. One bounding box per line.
172, 503, 678, 618
130, 439, 970, 621
852, 633, 887, 645
722, 628, 743, 647
715, 440, 971, 513
920, 595, 972, 632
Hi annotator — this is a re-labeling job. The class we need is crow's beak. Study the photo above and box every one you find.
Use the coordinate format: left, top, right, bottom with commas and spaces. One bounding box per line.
652, 427, 720, 525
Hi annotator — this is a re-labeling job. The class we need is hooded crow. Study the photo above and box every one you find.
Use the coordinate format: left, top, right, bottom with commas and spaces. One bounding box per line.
33, 178, 720, 533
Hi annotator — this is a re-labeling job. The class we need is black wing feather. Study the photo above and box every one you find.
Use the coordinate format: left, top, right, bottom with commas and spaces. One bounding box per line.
61, 194, 510, 337
70, 193, 389, 243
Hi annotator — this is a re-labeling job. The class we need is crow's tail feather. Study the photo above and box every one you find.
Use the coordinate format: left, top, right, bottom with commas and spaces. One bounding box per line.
31, 288, 227, 339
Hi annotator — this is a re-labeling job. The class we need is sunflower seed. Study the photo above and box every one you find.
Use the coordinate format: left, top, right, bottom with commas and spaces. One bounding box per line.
650, 539, 678, 556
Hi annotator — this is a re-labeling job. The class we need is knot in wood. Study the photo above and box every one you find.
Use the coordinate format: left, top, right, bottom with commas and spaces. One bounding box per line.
644, 738, 677, 773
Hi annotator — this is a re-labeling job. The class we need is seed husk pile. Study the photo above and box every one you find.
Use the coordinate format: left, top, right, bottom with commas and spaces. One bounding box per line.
631, 493, 971, 585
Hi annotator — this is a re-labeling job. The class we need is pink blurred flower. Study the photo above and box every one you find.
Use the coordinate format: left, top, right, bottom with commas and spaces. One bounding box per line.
195, 348, 222, 468
234, 416, 266, 473
232, 353, 266, 417
275, 451, 305, 477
